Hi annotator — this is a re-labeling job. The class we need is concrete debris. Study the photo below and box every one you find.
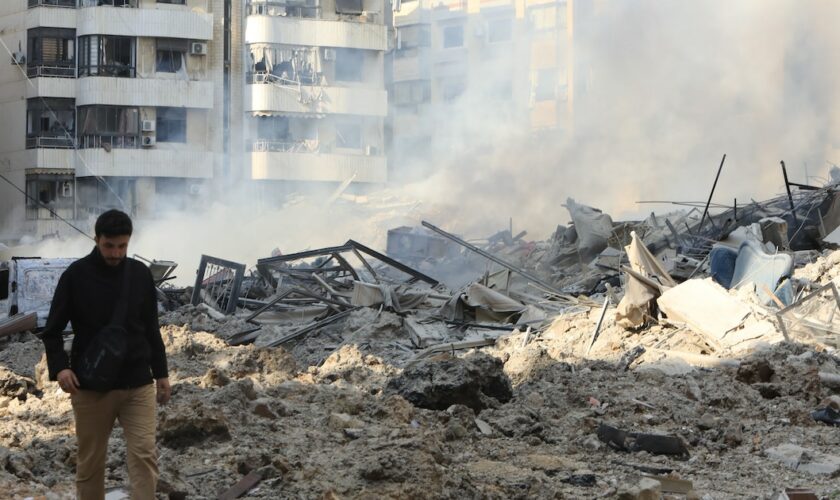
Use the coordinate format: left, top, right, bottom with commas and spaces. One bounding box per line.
8, 181, 840, 497
765, 444, 840, 476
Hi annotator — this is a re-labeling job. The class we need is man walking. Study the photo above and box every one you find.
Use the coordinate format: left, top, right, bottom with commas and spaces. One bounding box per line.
41, 209, 170, 500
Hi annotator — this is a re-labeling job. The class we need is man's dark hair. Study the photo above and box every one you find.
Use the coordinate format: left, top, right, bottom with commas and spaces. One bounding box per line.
95, 209, 133, 238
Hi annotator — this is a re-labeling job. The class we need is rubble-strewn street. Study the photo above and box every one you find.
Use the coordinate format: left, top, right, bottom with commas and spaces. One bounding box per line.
2, 175, 840, 499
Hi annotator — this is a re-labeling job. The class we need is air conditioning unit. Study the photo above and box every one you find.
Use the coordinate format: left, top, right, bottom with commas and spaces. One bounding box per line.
141, 120, 156, 132
188, 183, 204, 196
190, 42, 208, 56
11, 52, 25, 65
142, 135, 156, 147
323, 48, 336, 61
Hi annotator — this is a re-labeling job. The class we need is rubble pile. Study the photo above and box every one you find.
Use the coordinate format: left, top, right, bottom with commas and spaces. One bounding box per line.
1, 171, 840, 497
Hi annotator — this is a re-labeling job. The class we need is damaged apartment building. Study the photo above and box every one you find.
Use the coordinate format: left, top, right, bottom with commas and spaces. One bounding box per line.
388, 0, 595, 180
244, 0, 389, 199
0, 0, 390, 241
0, 0, 225, 240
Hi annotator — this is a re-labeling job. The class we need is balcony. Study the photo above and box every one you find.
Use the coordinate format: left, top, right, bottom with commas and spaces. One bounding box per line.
251, 150, 386, 183
246, 77, 387, 117
25, 75, 76, 99
77, 77, 214, 108
77, 5, 213, 40
246, 15, 387, 51
75, 147, 214, 178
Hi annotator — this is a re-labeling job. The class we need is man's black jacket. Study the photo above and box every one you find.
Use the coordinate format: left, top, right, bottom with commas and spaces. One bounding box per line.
41, 247, 168, 389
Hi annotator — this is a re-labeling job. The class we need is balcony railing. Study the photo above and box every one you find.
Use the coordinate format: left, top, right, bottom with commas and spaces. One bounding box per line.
28, 0, 76, 8
78, 0, 138, 7
27, 65, 76, 79
79, 135, 140, 149
26, 135, 76, 149
247, 71, 319, 87
247, 0, 320, 19
251, 139, 319, 153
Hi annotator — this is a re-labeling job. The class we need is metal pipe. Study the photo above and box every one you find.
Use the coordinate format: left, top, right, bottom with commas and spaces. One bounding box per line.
698, 153, 727, 233
781, 160, 798, 224
421, 221, 564, 295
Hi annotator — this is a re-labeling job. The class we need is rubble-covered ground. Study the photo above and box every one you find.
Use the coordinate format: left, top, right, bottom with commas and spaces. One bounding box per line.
1, 300, 838, 499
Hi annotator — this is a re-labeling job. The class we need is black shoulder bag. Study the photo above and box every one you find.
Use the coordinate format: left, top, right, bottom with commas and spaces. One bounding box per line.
77, 262, 131, 392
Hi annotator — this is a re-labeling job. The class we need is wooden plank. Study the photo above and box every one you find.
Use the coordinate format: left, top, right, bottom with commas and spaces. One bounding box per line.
216, 471, 262, 500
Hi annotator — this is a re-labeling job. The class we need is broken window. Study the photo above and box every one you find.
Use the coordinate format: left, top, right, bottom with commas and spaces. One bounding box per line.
335, 0, 363, 15
77, 106, 140, 149
442, 25, 464, 49
156, 107, 187, 143
487, 17, 512, 43
78, 35, 136, 78
26, 98, 75, 149
256, 116, 290, 142
25, 173, 75, 220
533, 68, 557, 101
335, 121, 362, 150
335, 48, 364, 82
397, 25, 431, 52
156, 38, 188, 74
27, 27, 75, 77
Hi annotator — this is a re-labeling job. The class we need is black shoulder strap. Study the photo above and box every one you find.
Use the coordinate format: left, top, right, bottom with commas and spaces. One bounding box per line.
109, 259, 132, 327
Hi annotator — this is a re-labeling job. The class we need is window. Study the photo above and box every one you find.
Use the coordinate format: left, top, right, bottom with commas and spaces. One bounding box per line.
78, 0, 137, 6
442, 25, 464, 49
487, 18, 512, 43
157, 0, 186, 4
336, 122, 362, 149
25, 173, 75, 220
256, 116, 290, 142
528, 5, 557, 32
397, 25, 431, 51
78, 35, 136, 77
27, 28, 75, 68
392, 81, 431, 105
156, 107, 187, 143
77, 106, 140, 148
534, 69, 556, 101
335, 0, 363, 14
156, 38, 188, 74
335, 48, 364, 82
26, 98, 75, 149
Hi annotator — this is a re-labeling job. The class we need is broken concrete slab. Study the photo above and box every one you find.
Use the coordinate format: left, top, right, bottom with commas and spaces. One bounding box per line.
404, 316, 448, 348
657, 278, 752, 351
385, 352, 512, 412
765, 443, 840, 476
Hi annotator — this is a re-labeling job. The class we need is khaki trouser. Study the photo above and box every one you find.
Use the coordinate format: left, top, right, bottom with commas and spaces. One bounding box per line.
71, 384, 158, 500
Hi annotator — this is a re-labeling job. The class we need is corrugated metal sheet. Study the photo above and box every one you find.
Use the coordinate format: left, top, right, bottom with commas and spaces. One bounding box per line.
245, 17, 387, 51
